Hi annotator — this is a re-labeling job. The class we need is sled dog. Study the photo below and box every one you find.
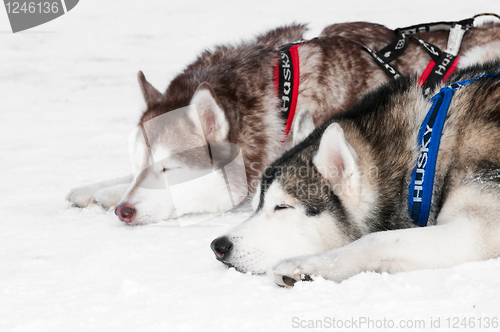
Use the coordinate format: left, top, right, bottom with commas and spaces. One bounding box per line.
66, 21, 500, 225
210, 61, 500, 287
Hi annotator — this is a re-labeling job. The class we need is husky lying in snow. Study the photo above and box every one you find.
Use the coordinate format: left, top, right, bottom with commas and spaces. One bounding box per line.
210, 61, 500, 286
66, 21, 500, 225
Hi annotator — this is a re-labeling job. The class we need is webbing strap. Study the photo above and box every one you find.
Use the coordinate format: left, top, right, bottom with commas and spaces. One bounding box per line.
377, 31, 409, 63
363, 13, 500, 95
411, 37, 442, 62
408, 72, 500, 226
363, 45, 402, 80
276, 41, 303, 140
420, 23, 469, 96
396, 17, 474, 35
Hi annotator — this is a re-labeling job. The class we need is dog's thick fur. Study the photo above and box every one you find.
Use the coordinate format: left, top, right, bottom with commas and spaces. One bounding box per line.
211, 61, 500, 287
66, 21, 500, 225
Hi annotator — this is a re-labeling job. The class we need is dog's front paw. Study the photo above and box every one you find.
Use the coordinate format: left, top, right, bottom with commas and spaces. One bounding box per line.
66, 184, 104, 208
88, 184, 128, 211
272, 255, 320, 287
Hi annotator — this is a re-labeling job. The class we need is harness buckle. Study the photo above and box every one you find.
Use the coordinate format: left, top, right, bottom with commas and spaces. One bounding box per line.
444, 24, 466, 56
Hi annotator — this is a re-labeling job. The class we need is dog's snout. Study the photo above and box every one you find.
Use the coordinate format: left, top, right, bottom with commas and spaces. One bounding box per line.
210, 236, 233, 260
116, 203, 136, 224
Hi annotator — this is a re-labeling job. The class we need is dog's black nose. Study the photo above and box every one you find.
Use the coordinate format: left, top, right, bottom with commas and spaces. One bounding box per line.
210, 236, 232, 260
116, 203, 136, 224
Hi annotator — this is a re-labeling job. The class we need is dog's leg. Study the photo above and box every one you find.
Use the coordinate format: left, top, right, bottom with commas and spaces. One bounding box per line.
66, 175, 133, 209
273, 191, 500, 286
87, 183, 131, 211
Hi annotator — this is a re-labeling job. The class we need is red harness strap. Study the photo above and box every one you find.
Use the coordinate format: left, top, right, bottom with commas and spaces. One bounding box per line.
275, 42, 303, 142
418, 57, 460, 88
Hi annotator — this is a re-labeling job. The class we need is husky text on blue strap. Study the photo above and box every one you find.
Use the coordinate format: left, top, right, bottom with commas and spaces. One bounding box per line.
408, 73, 500, 226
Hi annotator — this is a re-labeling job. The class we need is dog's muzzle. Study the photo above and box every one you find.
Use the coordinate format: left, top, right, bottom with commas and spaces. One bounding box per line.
210, 236, 233, 264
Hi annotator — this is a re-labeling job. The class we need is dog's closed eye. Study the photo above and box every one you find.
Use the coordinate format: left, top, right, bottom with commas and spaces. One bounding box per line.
274, 203, 293, 212
161, 167, 180, 173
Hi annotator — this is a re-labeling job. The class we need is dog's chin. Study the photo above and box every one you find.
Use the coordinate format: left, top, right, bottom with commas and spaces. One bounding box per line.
123, 218, 160, 226
215, 258, 268, 276
123, 212, 170, 226
231, 265, 268, 276
123, 207, 177, 226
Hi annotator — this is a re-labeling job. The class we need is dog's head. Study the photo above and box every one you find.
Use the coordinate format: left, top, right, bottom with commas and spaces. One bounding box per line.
115, 72, 249, 225
210, 122, 376, 274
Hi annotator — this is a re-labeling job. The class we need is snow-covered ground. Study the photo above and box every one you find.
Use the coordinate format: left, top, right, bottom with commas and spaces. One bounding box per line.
1, 1, 500, 331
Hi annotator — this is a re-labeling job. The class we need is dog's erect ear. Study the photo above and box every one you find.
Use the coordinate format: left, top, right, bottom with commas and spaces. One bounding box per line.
313, 123, 359, 196
190, 82, 229, 142
292, 109, 315, 146
138, 71, 162, 108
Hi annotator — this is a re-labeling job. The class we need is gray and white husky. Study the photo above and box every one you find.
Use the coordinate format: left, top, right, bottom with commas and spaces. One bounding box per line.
211, 61, 500, 287
66, 21, 500, 225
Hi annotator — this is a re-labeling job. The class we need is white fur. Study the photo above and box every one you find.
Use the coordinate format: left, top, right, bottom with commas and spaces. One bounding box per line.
251, 184, 261, 211
457, 41, 500, 69
66, 175, 133, 209
222, 182, 351, 274
120, 144, 223, 224
313, 123, 360, 196
119, 128, 249, 225
292, 108, 315, 146
190, 86, 229, 142
122, 168, 232, 226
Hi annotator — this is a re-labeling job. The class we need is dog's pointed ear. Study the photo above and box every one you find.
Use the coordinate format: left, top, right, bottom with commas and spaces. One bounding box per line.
313, 123, 359, 196
190, 82, 229, 142
292, 109, 315, 146
138, 71, 162, 108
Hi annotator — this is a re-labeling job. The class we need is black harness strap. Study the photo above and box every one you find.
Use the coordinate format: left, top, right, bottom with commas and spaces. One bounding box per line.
362, 31, 408, 79
396, 17, 474, 35
362, 13, 500, 95
362, 44, 403, 80
411, 37, 442, 62
377, 31, 409, 63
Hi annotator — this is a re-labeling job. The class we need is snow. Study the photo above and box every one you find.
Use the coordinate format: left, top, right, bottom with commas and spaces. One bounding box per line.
1, 0, 500, 331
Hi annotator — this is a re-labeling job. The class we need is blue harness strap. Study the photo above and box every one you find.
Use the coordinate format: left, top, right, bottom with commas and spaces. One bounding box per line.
408, 73, 500, 226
